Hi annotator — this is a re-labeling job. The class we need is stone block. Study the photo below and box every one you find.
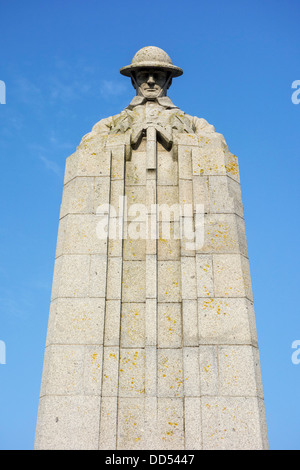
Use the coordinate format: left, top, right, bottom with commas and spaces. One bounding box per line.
56, 214, 108, 257
145, 299, 157, 346
181, 256, 197, 300
183, 347, 200, 396
179, 179, 193, 206
182, 300, 198, 346
124, 225, 146, 260
224, 150, 240, 183
180, 216, 197, 256
201, 396, 267, 450
101, 347, 119, 397
195, 254, 214, 298
199, 346, 218, 395
158, 303, 182, 348
218, 345, 263, 397
209, 175, 244, 217
125, 185, 146, 222
94, 176, 111, 212
51, 255, 90, 299
106, 257, 123, 300
108, 228, 123, 257
157, 151, 178, 186
144, 397, 158, 449
145, 346, 157, 396
41, 344, 101, 396
98, 396, 118, 449
192, 175, 210, 214
89, 254, 107, 298
184, 397, 202, 449
158, 221, 181, 260
158, 261, 181, 302
121, 302, 145, 348
119, 349, 145, 397
122, 261, 146, 302
200, 213, 248, 256
35, 395, 100, 450
46, 298, 105, 346
213, 254, 253, 300
60, 176, 94, 218
198, 298, 257, 345
126, 151, 146, 185
157, 398, 184, 450
158, 349, 183, 397
192, 147, 227, 177
111, 146, 125, 180
64, 148, 111, 183
117, 398, 145, 449
146, 254, 157, 299
178, 146, 192, 180
157, 186, 179, 221
83, 345, 103, 395
108, 179, 124, 213
104, 300, 121, 346
146, 178, 157, 206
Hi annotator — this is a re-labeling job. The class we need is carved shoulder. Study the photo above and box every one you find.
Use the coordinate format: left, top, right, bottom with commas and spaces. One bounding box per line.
192, 116, 227, 148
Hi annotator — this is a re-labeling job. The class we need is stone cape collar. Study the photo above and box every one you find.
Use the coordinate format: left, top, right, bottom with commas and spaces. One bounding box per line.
126, 95, 179, 110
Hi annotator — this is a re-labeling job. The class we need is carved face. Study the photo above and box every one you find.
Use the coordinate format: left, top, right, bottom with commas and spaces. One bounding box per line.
134, 69, 169, 100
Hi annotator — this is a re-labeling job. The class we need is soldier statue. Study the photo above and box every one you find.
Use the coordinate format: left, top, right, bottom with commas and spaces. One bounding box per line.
81, 46, 225, 151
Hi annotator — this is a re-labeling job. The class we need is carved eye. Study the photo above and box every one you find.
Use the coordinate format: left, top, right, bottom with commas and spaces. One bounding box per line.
137, 72, 148, 82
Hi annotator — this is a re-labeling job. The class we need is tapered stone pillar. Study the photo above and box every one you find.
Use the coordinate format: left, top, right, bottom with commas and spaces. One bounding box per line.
35, 46, 268, 450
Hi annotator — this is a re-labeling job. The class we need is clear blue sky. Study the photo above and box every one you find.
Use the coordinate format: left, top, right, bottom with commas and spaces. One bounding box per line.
0, 0, 299, 450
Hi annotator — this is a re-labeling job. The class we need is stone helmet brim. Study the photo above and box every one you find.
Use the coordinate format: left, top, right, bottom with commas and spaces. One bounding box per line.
120, 46, 183, 78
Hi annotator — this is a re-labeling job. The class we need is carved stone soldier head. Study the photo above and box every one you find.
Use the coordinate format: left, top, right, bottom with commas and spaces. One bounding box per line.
120, 46, 183, 100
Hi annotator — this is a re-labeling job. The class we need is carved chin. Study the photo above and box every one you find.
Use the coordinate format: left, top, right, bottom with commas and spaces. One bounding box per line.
144, 91, 160, 98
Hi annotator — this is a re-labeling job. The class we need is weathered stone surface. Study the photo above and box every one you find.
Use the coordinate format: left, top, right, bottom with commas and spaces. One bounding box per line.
199, 345, 219, 395
218, 345, 263, 397
46, 298, 105, 346
158, 349, 183, 397
117, 398, 145, 449
51, 255, 90, 299
120, 302, 145, 347
122, 260, 146, 302
196, 254, 214, 298
60, 176, 94, 218
213, 254, 253, 299
158, 303, 182, 348
35, 395, 100, 450
98, 396, 118, 449
104, 300, 121, 346
119, 349, 145, 397
89, 254, 107, 297
56, 214, 107, 256
198, 298, 258, 345
158, 261, 181, 302
101, 346, 119, 397
157, 398, 184, 449
184, 397, 202, 449
201, 396, 268, 450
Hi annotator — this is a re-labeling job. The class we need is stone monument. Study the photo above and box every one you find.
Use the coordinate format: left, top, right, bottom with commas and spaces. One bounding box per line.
35, 46, 268, 450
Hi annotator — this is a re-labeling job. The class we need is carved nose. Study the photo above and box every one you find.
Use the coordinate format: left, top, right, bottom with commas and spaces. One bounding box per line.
147, 75, 155, 85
